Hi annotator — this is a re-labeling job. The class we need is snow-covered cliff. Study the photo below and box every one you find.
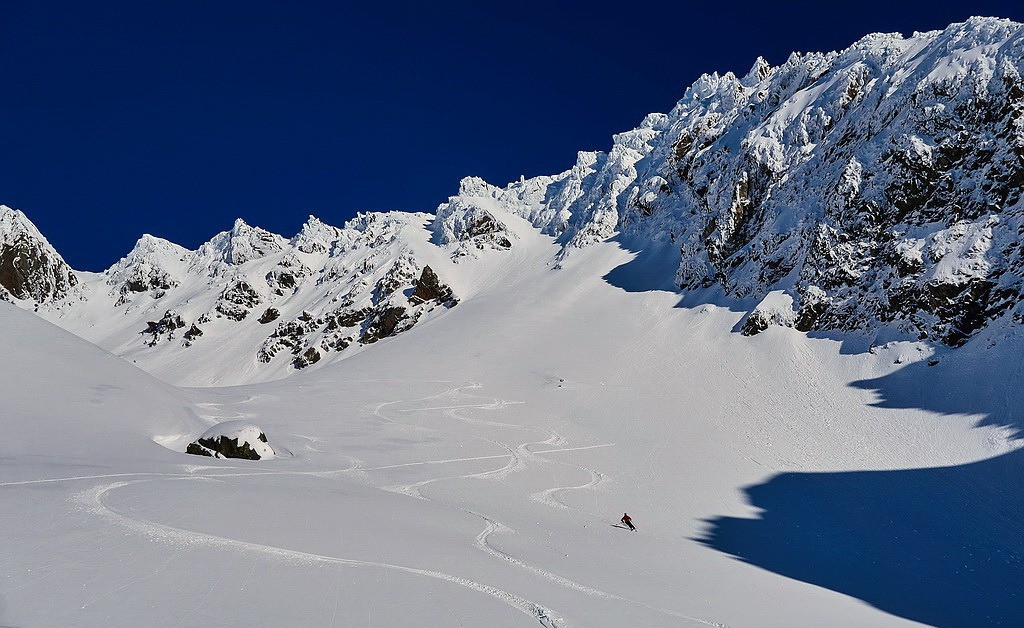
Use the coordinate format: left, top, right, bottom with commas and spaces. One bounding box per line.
437, 16, 1024, 345
0, 206, 78, 304
5, 17, 1024, 382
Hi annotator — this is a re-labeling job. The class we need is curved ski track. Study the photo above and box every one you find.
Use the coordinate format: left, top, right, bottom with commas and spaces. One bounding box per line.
7, 382, 725, 627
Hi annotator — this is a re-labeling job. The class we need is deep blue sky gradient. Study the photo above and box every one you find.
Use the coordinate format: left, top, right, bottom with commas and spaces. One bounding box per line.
3, 1, 1024, 269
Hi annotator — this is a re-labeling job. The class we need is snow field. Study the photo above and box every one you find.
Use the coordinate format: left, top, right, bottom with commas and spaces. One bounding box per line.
3, 225, 1021, 626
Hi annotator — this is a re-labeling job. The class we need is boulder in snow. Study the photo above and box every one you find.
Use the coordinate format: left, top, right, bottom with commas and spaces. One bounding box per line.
186, 421, 275, 460
741, 291, 796, 336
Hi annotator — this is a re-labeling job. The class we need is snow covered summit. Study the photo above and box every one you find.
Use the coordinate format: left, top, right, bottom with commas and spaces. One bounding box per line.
5, 17, 1024, 381
436, 16, 1024, 346
0, 208, 459, 385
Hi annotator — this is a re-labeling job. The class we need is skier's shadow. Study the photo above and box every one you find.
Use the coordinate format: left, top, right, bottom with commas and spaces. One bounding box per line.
610, 523, 630, 530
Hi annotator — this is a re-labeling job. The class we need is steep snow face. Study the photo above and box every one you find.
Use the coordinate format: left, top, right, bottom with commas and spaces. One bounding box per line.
437, 17, 1024, 345
0, 205, 78, 303
192, 218, 287, 269
290, 215, 344, 254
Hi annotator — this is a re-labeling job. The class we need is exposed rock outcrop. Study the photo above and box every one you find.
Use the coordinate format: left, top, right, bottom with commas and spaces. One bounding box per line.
409, 266, 456, 306
143, 310, 187, 346
215, 280, 262, 321
360, 306, 410, 344
0, 206, 78, 303
186, 421, 274, 460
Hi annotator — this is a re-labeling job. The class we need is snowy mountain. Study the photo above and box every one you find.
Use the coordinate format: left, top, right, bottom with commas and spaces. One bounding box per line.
6, 18, 1024, 382
5, 17, 1024, 628
4, 201, 1023, 626
0, 207, 459, 385
437, 16, 1024, 347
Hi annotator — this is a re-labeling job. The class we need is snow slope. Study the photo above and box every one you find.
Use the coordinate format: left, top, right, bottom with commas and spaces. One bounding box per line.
5, 16, 1024, 628
3, 224, 1023, 626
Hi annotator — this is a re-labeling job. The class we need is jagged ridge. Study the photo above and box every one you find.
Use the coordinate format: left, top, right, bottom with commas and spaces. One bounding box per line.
0, 206, 458, 385
435, 16, 1024, 346
6, 16, 1024, 382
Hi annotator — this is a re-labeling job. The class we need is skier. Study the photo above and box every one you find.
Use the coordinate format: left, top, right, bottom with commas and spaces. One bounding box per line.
621, 512, 635, 531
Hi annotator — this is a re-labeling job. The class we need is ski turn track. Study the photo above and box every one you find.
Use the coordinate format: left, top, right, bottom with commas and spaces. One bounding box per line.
369, 382, 727, 627
39, 382, 726, 627
77, 480, 565, 628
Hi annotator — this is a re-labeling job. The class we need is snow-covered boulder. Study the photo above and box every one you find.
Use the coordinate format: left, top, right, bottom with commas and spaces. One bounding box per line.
186, 421, 275, 460
741, 291, 797, 336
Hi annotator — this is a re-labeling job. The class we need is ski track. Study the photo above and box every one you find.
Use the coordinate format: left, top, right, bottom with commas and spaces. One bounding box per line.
529, 466, 609, 512
11, 382, 725, 627
75, 480, 564, 628
370, 382, 726, 627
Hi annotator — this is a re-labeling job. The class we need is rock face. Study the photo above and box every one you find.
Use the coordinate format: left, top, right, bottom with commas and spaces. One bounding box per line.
433, 17, 1024, 346
106, 235, 186, 304
410, 266, 456, 306
432, 178, 517, 256
186, 421, 275, 460
0, 206, 78, 303
143, 310, 187, 346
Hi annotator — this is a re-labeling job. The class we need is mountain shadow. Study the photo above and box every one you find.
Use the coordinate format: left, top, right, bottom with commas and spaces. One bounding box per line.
602, 237, 755, 313
849, 336, 1024, 439
697, 452, 1024, 626
698, 331, 1024, 626
601, 237, 680, 293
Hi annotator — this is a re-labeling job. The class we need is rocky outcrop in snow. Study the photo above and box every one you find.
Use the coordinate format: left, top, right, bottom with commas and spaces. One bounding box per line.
186, 421, 275, 460
107, 235, 186, 303
410, 266, 456, 306
432, 178, 516, 256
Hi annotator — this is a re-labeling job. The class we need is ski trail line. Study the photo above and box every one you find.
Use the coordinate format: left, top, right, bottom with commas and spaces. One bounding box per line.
529, 466, 609, 512
371, 382, 726, 627
78, 480, 565, 628
472, 516, 726, 627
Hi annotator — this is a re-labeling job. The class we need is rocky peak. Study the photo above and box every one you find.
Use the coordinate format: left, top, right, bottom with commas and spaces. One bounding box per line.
741, 56, 774, 86
426, 17, 1024, 347
291, 215, 345, 254
106, 234, 188, 299
0, 205, 78, 303
194, 218, 287, 267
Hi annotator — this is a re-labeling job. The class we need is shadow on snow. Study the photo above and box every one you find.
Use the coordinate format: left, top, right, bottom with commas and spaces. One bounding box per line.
697, 331, 1024, 626
602, 238, 1024, 623
601, 236, 755, 313
696, 452, 1024, 626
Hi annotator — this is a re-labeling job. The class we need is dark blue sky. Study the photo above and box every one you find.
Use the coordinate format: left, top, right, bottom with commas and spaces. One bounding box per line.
3, 1, 1023, 269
